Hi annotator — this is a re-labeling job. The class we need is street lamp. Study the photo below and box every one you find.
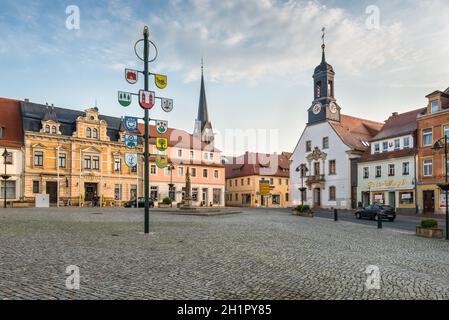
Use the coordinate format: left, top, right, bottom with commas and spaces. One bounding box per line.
2, 149, 11, 208
168, 163, 175, 208
432, 135, 449, 241
296, 164, 309, 206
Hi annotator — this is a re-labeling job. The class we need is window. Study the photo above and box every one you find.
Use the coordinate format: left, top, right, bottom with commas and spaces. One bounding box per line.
399, 191, 414, 205
4, 152, 13, 165
58, 153, 66, 168
213, 189, 221, 205
306, 141, 312, 152
270, 178, 274, 185
150, 186, 158, 201
285, 193, 289, 202
214, 170, 219, 179
329, 186, 336, 201
131, 165, 137, 173
204, 153, 209, 160
178, 149, 182, 157
394, 139, 400, 150
192, 188, 199, 201
328, 80, 334, 97
203, 169, 208, 178
382, 142, 388, 152
92, 156, 100, 170
169, 186, 176, 201
423, 159, 433, 177
323, 137, 329, 149
0, 181, 16, 199
431, 100, 439, 113
178, 167, 184, 177
329, 160, 336, 175
229, 180, 233, 187
114, 158, 121, 172
191, 168, 196, 177
0, 127, 3, 138
279, 178, 282, 185
388, 164, 395, 176
86, 128, 92, 138
45, 125, 50, 133
247, 178, 251, 185
444, 125, 449, 139
374, 143, 380, 153
151, 165, 156, 175
210, 153, 213, 160
130, 185, 137, 200
314, 162, 320, 176
84, 156, 92, 169
93, 129, 98, 139
286, 179, 289, 186
190, 151, 194, 159
32, 181, 40, 194
235, 179, 238, 187
423, 129, 432, 146
403, 137, 410, 149
51, 126, 56, 134
34, 151, 43, 167
114, 184, 122, 200
241, 179, 244, 186
272, 195, 280, 205
375, 166, 382, 178
403, 162, 410, 175
316, 81, 321, 98
363, 167, 369, 179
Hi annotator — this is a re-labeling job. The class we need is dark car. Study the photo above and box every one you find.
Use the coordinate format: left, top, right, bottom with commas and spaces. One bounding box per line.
355, 204, 396, 222
123, 197, 154, 208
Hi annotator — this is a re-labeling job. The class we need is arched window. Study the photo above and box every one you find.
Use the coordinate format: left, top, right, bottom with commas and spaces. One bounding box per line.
52, 126, 56, 134
86, 128, 92, 138
93, 128, 98, 139
45, 125, 50, 133
316, 81, 322, 98
329, 186, 336, 201
328, 80, 334, 97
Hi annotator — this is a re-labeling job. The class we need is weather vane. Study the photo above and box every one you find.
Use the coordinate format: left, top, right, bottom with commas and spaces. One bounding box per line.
321, 27, 326, 47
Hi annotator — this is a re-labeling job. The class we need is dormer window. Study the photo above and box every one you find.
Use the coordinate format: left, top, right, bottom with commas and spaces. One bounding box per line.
374, 143, 380, 153
51, 126, 56, 134
431, 100, 439, 113
45, 125, 50, 133
86, 128, 92, 138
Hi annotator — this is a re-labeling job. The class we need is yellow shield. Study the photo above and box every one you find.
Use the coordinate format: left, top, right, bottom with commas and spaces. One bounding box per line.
156, 155, 169, 169
155, 74, 167, 89
156, 138, 168, 151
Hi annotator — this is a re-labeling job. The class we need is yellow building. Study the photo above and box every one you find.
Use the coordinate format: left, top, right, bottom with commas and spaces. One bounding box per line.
22, 103, 142, 206
225, 152, 292, 208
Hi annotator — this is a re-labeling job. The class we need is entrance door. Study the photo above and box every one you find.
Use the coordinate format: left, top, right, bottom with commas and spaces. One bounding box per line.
46, 182, 58, 204
85, 183, 98, 202
313, 188, 321, 208
202, 188, 208, 206
389, 192, 396, 208
423, 191, 435, 213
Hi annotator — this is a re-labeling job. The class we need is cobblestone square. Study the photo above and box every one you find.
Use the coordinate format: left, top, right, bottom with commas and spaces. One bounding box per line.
0, 208, 448, 300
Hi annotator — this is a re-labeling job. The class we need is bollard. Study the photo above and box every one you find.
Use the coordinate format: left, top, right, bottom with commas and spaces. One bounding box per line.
377, 214, 382, 229
334, 209, 338, 221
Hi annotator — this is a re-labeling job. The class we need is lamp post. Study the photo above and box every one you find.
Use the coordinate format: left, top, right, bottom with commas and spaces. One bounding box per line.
168, 163, 175, 208
296, 164, 309, 206
432, 135, 449, 240
2, 149, 11, 208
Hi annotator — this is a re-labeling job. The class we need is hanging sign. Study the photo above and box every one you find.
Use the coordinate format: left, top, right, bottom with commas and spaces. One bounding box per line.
156, 120, 168, 135
156, 155, 169, 169
125, 135, 138, 149
139, 90, 155, 109
124, 116, 139, 132
118, 91, 132, 107
125, 153, 138, 168
259, 180, 270, 197
155, 74, 167, 89
125, 69, 139, 84
156, 137, 168, 151
161, 98, 173, 113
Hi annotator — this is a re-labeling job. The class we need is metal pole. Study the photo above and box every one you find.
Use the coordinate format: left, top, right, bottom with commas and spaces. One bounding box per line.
445, 135, 448, 240
57, 146, 60, 208
143, 26, 150, 234
3, 149, 7, 208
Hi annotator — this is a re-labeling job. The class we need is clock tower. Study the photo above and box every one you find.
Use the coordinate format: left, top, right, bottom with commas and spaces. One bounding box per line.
308, 31, 341, 124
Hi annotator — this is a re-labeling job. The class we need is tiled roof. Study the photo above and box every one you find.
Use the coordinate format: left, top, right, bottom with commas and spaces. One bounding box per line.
359, 147, 416, 163
328, 114, 383, 152
372, 108, 425, 141
0, 98, 24, 148
225, 152, 291, 179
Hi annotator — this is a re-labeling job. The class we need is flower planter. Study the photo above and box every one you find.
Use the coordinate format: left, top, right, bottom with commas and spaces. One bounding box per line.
292, 210, 314, 218
416, 226, 444, 239
158, 203, 171, 208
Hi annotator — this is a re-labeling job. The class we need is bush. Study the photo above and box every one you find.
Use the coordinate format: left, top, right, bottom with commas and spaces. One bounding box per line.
295, 205, 311, 212
421, 219, 438, 229
162, 197, 173, 205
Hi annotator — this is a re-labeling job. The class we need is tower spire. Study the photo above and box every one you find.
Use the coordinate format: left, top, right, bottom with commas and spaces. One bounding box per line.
321, 27, 326, 63
194, 58, 214, 144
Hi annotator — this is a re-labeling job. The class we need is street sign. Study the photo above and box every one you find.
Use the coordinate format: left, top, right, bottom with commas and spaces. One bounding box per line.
156, 120, 168, 135
259, 180, 270, 196
156, 137, 168, 151
161, 98, 173, 113
139, 90, 155, 109
125, 69, 139, 84
155, 74, 167, 89
156, 155, 169, 169
125, 135, 138, 149
125, 153, 138, 168
118, 91, 132, 107
124, 116, 139, 132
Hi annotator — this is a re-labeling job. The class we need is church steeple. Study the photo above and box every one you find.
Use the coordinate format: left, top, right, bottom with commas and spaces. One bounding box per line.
194, 59, 214, 144
308, 28, 341, 124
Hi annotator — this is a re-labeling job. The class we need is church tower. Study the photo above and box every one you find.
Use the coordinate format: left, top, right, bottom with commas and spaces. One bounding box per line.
308, 29, 341, 124
194, 60, 214, 144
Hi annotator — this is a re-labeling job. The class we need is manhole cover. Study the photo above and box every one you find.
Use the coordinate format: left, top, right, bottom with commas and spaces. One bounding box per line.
92, 212, 103, 215
111, 234, 119, 237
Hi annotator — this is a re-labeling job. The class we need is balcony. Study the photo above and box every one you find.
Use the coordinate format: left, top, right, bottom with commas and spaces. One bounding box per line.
306, 174, 325, 187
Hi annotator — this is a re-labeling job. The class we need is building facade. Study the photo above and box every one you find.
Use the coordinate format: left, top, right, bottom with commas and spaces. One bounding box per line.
0, 98, 25, 206
417, 87, 449, 214
290, 42, 383, 209
357, 109, 424, 213
225, 152, 291, 208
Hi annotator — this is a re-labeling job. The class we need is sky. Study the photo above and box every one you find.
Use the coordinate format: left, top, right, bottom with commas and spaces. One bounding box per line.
0, 0, 448, 156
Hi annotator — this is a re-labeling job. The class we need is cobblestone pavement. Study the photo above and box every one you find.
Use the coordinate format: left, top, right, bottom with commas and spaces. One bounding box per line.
1, 207, 449, 300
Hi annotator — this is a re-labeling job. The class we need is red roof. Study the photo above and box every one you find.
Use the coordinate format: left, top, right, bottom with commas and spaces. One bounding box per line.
372, 108, 425, 141
329, 114, 383, 152
0, 98, 24, 148
225, 152, 291, 179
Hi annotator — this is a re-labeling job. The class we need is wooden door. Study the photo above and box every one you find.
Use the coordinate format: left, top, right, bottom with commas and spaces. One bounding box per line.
423, 191, 435, 213
46, 182, 58, 204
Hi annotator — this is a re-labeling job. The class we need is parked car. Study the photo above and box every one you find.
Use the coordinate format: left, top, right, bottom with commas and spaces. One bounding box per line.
123, 197, 154, 208
355, 205, 396, 222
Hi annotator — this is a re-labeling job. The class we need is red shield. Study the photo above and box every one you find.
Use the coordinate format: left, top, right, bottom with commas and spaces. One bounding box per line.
125, 69, 138, 84
139, 90, 155, 109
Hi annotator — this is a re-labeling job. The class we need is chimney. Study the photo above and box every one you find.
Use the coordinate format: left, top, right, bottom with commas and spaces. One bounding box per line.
392, 112, 398, 117
24, 98, 29, 102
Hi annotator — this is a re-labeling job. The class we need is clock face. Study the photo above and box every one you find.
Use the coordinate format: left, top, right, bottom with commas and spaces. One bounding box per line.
312, 103, 322, 115
329, 102, 338, 114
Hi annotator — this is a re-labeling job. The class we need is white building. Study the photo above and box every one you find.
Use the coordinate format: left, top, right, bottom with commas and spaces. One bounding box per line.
290, 43, 383, 209
357, 109, 424, 213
